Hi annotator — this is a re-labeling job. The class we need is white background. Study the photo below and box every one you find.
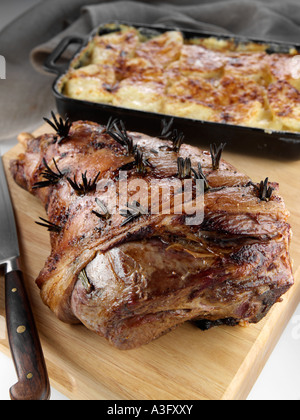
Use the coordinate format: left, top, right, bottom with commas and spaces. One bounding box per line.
0, 0, 299, 401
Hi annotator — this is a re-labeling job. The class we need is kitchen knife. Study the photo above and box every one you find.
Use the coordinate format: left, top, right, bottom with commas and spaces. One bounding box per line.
0, 156, 50, 400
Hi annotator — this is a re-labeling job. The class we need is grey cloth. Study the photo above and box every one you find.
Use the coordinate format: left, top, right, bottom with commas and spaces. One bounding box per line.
1, 0, 300, 144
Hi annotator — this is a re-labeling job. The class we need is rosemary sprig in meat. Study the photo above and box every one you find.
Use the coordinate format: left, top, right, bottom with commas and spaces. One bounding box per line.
135, 149, 152, 175
159, 118, 185, 153
258, 177, 274, 201
43, 111, 72, 144
67, 171, 100, 196
106, 119, 137, 156
172, 131, 185, 153
105, 116, 119, 133
106, 117, 153, 174
120, 201, 147, 227
35, 217, 62, 233
92, 198, 111, 220
177, 157, 192, 179
118, 148, 152, 174
191, 162, 210, 192
247, 178, 274, 201
159, 118, 175, 139
33, 158, 64, 189
210, 143, 226, 170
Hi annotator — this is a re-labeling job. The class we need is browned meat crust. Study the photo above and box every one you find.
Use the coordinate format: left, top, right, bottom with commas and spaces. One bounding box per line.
10, 120, 294, 349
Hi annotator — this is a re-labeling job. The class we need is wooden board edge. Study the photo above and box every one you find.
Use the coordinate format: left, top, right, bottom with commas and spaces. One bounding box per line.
222, 267, 300, 400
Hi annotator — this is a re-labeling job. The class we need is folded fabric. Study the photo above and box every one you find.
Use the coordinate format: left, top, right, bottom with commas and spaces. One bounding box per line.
1, 0, 300, 144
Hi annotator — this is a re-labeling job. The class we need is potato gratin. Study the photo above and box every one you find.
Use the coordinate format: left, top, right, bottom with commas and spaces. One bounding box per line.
59, 24, 300, 133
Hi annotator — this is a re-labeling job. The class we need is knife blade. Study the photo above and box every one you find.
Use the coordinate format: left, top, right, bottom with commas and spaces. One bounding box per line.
0, 156, 50, 400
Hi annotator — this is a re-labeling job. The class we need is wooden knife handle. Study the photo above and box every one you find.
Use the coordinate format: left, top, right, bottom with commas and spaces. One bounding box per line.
5, 269, 50, 400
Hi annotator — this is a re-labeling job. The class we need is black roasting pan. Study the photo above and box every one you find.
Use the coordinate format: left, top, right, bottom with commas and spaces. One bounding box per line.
43, 21, 300, 160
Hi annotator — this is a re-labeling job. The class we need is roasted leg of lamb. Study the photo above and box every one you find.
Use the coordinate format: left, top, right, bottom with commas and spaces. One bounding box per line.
10, 117, 294, 349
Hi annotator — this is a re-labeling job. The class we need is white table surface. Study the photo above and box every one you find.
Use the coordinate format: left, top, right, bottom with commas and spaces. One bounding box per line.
0, 0, 300, 401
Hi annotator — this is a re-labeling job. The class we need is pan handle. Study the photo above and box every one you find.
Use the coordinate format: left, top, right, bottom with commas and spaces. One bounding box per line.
43, 36, 86, 75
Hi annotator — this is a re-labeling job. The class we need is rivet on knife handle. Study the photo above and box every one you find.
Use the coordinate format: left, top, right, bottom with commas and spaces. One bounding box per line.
5, 268, 50, 400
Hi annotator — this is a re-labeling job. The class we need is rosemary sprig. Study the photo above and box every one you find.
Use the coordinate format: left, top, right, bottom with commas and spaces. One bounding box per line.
191, 163, 226, 193
159, 118, 185, 153
117, 148, 152, 174
120, 201, 147, 227
210, 143, 226, 170
177, 157, 192, 179
247, 178, 274, 201
159, 118, 175, 139
92, 198, 111, 220
35, 217, 62, 233
105, 116, 119, 133
191, 162, 210, 192
106, 119, 137, 156
67, 171, 100, 196
258, 177, 274, 201
33, 158, 64, 189
78, 269, 93, 294
106, 117, 152, 173
172, 131, 185, 153
135, 149, 151, 175
43, 111, 72, 144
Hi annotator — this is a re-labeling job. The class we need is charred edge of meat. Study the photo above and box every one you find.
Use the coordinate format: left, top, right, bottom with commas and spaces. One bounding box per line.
33, 158, 64, 189
210, 142, 226, 170
159, 118, 185, 153
259, 178, 274, 202
78, 269, 94, 293
35, 217, 62, 233
67, 171, 100, 196
177, 157, 192, 179
106, 118, 137, 156
43, 111, 72, 144
120, 201, 147, 227
92, 198, 111, 220
192, 317, 239, 330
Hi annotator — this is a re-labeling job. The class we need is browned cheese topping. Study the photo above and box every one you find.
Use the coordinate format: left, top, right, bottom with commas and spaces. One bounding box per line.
60, 24, 300, 133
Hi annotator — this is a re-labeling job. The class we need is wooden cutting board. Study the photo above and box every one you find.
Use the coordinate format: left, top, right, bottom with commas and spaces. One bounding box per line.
0, 123, 300, 400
